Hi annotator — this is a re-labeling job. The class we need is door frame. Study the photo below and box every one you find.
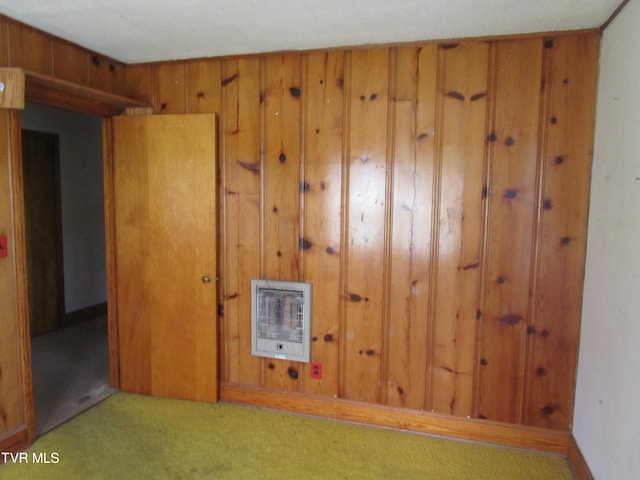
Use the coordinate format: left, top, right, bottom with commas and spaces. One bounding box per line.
2, 70, 153, 447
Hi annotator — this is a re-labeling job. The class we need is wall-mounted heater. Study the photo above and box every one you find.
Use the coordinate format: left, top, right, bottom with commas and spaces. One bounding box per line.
251, 279, 312, 363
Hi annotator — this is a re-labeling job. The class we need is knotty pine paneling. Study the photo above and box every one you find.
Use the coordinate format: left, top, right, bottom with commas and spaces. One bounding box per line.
186, 59, 222, 114
155, 63, 187, 114
88, 54, 125, 96
0, 14, 127, 94
302, 51, 344, 398
52, 42, 90, 86
386, 45, 437, 409
0, 17, 9, 65
343, 48, 390, 404
125, 32, 600, 431
430, 41, 489, 417
262, 54, 304, 392
8, 22, 54, 75
526, 34, 600, 429
219, 57, 262, 387
476, 38, 543, 424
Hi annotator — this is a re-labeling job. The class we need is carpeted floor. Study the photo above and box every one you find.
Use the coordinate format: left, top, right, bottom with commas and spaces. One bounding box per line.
0, 393, 574, 479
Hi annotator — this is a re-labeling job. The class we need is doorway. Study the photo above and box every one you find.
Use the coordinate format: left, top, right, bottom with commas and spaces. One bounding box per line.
21, 102, 114, 435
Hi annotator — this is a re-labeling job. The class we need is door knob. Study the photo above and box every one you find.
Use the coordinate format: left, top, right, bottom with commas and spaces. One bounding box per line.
202, 275, 212, 284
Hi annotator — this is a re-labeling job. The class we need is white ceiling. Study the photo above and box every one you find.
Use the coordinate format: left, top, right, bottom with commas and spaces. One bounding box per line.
0, 0, 623, 64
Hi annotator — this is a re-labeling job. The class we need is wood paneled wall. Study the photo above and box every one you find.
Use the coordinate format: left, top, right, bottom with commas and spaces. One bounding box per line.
126, 32, 599, 431
0, 14, 126, 95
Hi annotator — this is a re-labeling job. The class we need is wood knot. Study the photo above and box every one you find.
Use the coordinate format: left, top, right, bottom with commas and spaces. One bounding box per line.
221, 74, 238, 87
446, 91, 465, 101
289, 86, 301, 97
299, 238, 312, 250
500, 313, 524, 326
288, 367, 299, 380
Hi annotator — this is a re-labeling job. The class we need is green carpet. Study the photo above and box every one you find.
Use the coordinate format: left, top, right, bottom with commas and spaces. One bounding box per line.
0, 393, 573, 479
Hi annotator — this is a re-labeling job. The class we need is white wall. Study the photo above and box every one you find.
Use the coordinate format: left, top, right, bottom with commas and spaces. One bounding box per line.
574, 1, 640, 478
21, 103, 106, 313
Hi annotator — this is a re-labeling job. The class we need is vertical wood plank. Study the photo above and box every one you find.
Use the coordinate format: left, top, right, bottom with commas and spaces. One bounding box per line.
386, 45, 437, 409
0, 17, 9, 66
526, 33, 599, 430
186, 59, 222, 114
344, 48, 390, 404
476, 38, 543, 423
155, 63, 187, 114
126, 64, 155, 106
52, 42, 89, 86
431, 42, 488, 417
89, 54, 125, 95
9, 23, 53, 75
102, 119, 120, 388
262, 54, 303, 391
220, 57, 262, 386
302, 50, 345, 397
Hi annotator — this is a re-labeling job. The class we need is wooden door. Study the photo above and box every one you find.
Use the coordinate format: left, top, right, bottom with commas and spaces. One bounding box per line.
21, 130, 64, 337
112, 114, 218, 402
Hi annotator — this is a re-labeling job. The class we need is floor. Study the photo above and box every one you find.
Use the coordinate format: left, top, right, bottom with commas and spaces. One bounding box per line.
30, 315, 116, 435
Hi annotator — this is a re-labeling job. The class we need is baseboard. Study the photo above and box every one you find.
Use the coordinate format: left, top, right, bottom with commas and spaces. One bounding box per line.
0, 426, 29, 460
220, 382, 571, 455
62, 302, 107, 326
568, 434, 594, 480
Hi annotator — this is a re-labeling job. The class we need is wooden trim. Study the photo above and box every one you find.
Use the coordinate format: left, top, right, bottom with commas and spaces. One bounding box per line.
24, 70, 153, 116
601, 0, 630, 31
568, 435, 594, 480
0, 426, 29, 457
8, 110, 35, 445
62, 302, 107, 326
220, 382, 571, 455
0, 68, 25, 109
102, 118, 119, 389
